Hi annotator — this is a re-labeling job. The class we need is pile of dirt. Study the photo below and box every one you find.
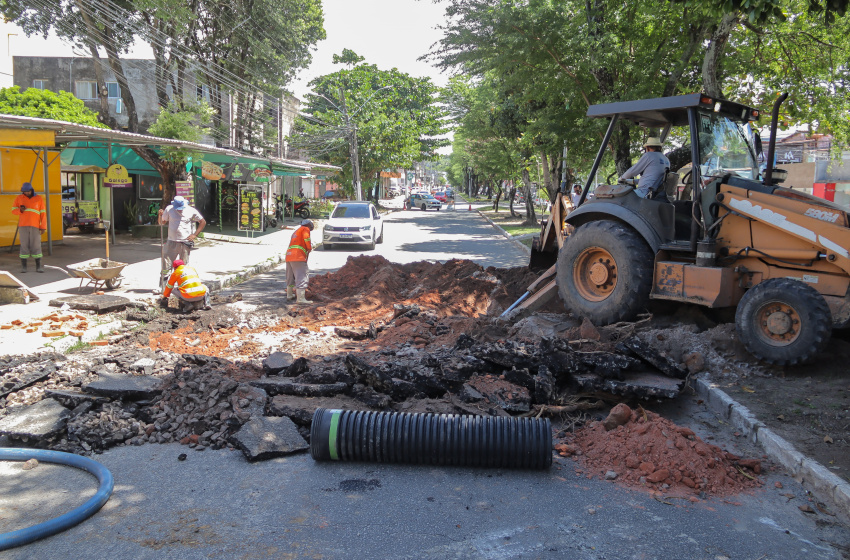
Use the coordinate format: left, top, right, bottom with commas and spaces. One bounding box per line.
306, 255, 538, 324
561, 404, 763, 498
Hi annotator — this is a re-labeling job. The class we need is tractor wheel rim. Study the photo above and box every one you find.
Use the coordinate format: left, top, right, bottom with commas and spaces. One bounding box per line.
573, 247, 617, 302
755, 301, 801, 346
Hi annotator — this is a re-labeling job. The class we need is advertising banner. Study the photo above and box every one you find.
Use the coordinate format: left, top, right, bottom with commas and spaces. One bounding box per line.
175, 180, 195, 207
238, 184, 263, 232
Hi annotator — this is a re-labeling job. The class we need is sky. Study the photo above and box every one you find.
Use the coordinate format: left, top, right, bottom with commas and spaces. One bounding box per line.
0, 0, 452, 101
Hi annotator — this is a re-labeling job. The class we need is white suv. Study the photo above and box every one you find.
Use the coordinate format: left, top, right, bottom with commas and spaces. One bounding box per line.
322, 201, 384, 250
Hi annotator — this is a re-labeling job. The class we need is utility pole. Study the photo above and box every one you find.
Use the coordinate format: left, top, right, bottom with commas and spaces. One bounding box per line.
339, 87, 362, 201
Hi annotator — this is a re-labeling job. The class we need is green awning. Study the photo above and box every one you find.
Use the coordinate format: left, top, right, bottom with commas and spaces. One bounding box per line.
61, 142, 157, 175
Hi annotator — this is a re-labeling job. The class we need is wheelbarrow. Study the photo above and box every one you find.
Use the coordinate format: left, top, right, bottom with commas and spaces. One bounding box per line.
45, 258, 128, 292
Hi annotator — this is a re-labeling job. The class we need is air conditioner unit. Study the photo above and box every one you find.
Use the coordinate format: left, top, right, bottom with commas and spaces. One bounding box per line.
115, 98, 123, 114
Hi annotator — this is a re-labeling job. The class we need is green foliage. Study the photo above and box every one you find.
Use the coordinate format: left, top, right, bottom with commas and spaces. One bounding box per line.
290, 55, 449, 190
147, 101, 213, 164
0, 86, 107, 127
332, 48, 365, 67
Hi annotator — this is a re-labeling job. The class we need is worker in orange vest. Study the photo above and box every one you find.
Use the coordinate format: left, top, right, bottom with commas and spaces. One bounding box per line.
161, 259, 211, 313
11, 182, 47, 273
285, 219, 313, 304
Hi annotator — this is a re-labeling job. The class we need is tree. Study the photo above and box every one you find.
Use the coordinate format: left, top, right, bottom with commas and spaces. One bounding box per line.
2, 0, 326, 205
290, 52, 448, 199
0, 86, 107, 127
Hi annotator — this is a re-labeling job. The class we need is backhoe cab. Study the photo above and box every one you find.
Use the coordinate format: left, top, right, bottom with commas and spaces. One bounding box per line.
547, 93, 850, 366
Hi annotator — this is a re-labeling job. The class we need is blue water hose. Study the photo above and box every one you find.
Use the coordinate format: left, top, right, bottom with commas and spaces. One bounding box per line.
0, 448, 114, 551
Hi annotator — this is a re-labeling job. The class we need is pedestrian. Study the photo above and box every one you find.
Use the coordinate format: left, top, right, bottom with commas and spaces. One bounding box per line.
161, 259, 211, 313
619, 137, 671, 201
285, 219, 313, 304
157, 195, 206, 266
570, 184, 582, 209
11, 182, 47, 273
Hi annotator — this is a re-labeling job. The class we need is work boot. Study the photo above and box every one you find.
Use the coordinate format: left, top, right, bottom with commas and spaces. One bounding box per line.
296, 289, 312, 304
20, 259, 26, 273
286, 286, 295, 300
35, 258, 44, 273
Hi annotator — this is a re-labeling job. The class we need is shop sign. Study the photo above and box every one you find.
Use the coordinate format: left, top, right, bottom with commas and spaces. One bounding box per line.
380, 171, 402, 178
175, 181, 195, 207
104, 164, 132, 188
225, 163, 272, 183
238, 184, 263, 232
61, 200, 99, 218
199, 160, 225, 180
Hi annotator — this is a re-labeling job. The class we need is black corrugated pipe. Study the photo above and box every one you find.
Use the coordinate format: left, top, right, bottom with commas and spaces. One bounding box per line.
311, 408, 552, 470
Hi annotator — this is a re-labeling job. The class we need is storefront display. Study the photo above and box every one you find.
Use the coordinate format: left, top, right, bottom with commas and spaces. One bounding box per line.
238, 184, 263, 232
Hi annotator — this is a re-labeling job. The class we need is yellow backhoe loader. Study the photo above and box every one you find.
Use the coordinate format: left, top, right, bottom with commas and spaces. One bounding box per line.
525, 93, 849, 366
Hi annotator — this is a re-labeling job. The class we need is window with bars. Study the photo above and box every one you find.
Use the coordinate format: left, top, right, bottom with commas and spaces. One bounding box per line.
32, 79, 46, 90
75, 81, 97, 99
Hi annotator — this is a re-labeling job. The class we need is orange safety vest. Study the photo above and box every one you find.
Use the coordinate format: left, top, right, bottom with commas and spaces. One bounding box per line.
163, 265, 207, 299
12, 193, 47, 229
285, 225, 312, 262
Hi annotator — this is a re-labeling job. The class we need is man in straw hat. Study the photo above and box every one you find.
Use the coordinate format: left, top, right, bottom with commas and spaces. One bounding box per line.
618, 137, 671, 202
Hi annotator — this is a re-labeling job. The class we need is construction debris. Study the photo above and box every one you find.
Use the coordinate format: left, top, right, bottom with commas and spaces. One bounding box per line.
0, 255, 778, 497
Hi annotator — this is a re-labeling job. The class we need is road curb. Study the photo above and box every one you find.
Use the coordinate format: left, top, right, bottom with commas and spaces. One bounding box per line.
204, 252, 286, 293
476, 210, 532, 255
694, 377, 850, 517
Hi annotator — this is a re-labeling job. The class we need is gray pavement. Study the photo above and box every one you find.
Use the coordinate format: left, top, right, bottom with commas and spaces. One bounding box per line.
2, 197, 849, 558
1, 394, 847, 559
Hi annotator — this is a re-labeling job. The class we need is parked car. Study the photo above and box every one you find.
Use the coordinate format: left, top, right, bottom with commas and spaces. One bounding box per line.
407, 192, 442, 211
433, 191, 448, 203
322, 190, 346, 201
322, 201, 384, 250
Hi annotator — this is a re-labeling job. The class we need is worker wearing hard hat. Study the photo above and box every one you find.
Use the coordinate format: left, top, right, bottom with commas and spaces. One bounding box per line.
285, 219, 314, 304
161, 259, 211, 313
11, 182, 47, 273
619, 137, 671, 202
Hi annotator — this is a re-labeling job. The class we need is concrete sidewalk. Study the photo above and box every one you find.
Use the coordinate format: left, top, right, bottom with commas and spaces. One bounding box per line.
0, 226, 301, 356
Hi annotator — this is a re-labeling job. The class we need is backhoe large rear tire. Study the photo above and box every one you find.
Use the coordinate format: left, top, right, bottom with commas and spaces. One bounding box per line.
735, 278, 831, 366
556, 220, 654, 325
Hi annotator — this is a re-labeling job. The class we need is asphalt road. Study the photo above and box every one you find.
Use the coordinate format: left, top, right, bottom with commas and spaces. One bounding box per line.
2, 206, 849, 559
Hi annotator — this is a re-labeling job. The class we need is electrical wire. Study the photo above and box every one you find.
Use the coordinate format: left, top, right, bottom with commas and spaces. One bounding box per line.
24, 0, 320, 148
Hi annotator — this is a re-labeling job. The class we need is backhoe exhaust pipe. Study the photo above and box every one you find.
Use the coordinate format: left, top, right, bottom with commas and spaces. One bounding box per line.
763, 92, 789, 186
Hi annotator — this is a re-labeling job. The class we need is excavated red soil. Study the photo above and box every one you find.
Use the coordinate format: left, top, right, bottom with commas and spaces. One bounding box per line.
306, 255, 538, 325
560, 406, 763, 498
148, 256, 536, 354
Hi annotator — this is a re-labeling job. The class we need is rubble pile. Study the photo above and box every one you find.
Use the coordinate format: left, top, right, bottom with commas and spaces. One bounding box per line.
561, 404, 763, 497
141, 354, 268, 450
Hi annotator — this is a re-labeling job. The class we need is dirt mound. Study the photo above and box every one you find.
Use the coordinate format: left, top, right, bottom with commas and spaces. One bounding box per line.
562, 405, 763, 498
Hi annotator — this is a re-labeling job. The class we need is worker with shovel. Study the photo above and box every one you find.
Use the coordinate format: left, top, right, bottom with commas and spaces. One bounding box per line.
161, 259, 211, 313
285, 219, 314, 304
158, 195, 206, 265
11, 182, 47, 273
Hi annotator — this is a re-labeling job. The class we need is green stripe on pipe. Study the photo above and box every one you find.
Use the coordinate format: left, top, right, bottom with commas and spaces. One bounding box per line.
328, 410, 341, 460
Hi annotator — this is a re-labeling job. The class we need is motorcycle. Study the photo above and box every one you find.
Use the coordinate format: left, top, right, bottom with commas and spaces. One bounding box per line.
284, 194, 311, 219
266, 194, 284, 229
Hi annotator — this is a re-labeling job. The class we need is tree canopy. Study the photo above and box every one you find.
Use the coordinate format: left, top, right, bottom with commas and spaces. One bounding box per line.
290, 52, 449, 198
429, 0, 850, 185
0, 86, 107, 127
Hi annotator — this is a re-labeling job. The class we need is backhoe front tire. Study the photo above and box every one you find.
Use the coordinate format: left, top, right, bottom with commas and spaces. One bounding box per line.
735, 278, 831, 366
556, 220, 654, 325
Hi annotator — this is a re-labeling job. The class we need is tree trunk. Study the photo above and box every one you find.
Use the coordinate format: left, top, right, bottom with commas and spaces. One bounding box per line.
702, 13, 738, 98
508, 182, 517, 218
521, 168, 537, 225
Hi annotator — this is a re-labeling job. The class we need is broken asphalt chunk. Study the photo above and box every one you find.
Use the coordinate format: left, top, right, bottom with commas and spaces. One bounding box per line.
46, 389, 110, 408
83, 373, 162, 400
0, 399, 70, 440
263, 351, 295, 375
230, 416, 309, 461
616, 337, 689, 379
250, 378, 349, 398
